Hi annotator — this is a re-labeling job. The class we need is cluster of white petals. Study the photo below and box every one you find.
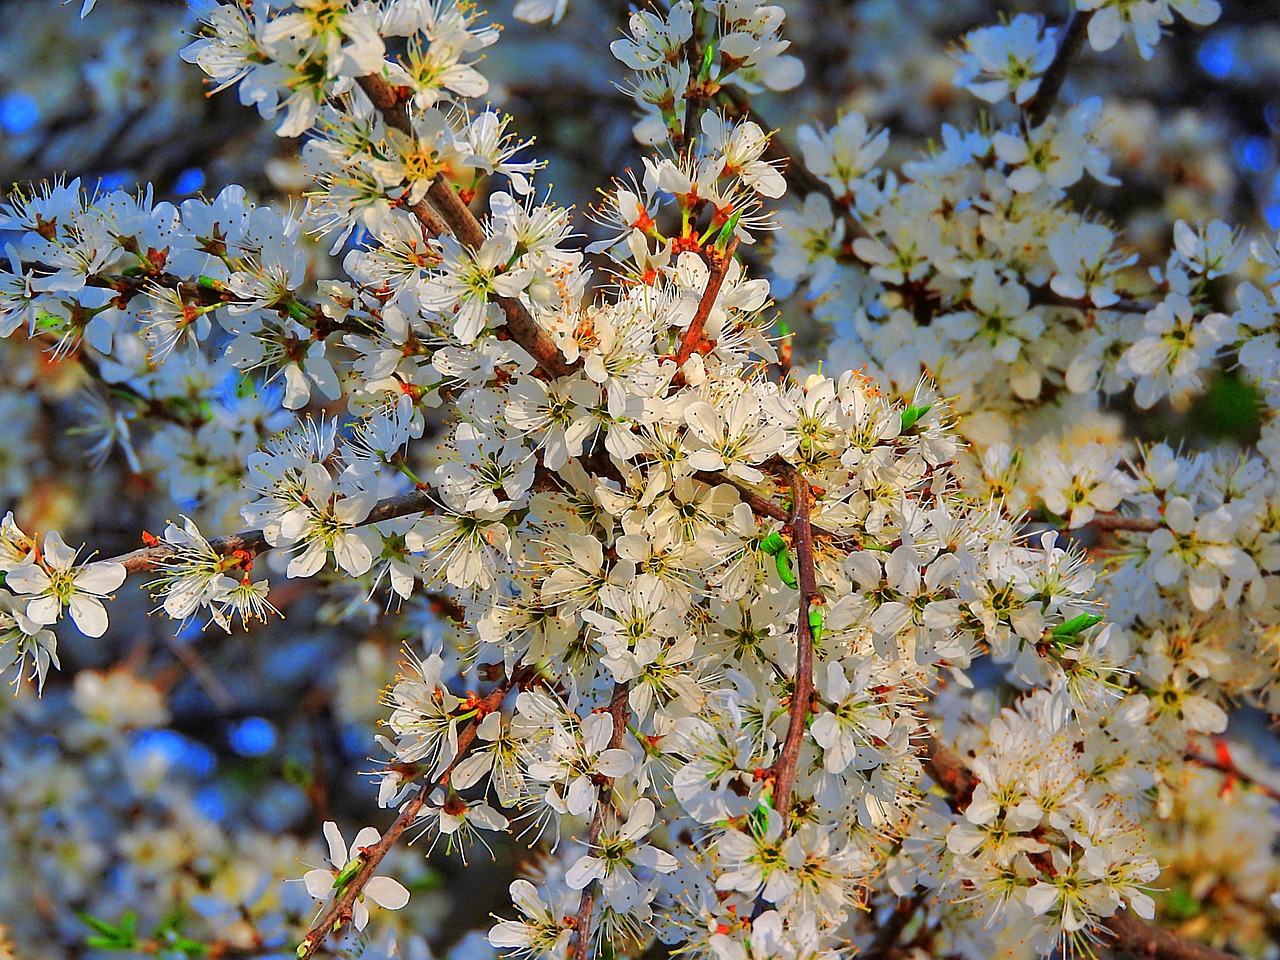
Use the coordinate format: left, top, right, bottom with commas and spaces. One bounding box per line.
8, 0, 1280, 959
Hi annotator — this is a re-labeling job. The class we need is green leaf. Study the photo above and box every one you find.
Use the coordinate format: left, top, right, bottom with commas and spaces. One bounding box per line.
1165, 885, 1201, 920
759, 531, 786, 555
1052, 613, 1103, 639
747, 785, 774, 838
775, 549, 797, 588
900, 404, 931, 432
78, 914, 123, 938
78, 911, 136, 951
333, 856, 363, 889
406, 870, 445, 893
714, 210, 743, 252
808, 605, 824, 644
1038, 505, 1067, 529
285, 298, 312, 322
282, 757, 314, 789
699, 42, 715, 81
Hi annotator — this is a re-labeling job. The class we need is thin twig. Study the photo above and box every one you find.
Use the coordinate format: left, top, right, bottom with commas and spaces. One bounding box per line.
296, 671, 525, 960
673, 239, 739, 371
1088, 513, 1162, 534
569, 682, 632, 960
1024, 11, 1095, 127
161, 629, 236, 711
1185, 744, 1280, 803
1028, 282, 1155, 315
1021, 510, 1163, 535
108, 488, 438, 573
771, 469, 817, 818
692, 470, 789, 522
691, 470, 859, 551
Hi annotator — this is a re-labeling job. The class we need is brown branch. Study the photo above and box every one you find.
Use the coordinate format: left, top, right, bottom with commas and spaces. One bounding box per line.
1088, 513, 1162, 534
296, 670, 526, 960
691, 470, 860, 553
770, 469, 817, 818
356, 73, 573, 380
920, 735, 1239, 960
570, 682, 632, 960
108, 488, 438, 574
1024, 11, 1095, 128
692, 470, 789, 523
1021, 510, 1163, 534
1185, 745, 1280, 804
1028, 282, 1155, 315
51, 340, 205, 432
919, 733, 977, 810
1107, 912, 1240, 960
406, 198, 448, 239
355, 74, 413, 134
673, 239, 739, 371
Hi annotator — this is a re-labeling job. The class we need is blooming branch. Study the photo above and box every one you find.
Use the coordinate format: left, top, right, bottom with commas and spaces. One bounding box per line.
769, 468, 817, 820
296, 669, 526, 960
922, 736, 1239, 960
569, 682, 632, 960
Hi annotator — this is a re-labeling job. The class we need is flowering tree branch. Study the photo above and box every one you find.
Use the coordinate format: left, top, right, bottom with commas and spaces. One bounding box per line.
770, 468, 817, 819
356, 73, 573, 379
2, 2, 1269, 958
108, 488, 438, 574
296, 669, 527, 960
108, 465, 792, 577
568, 681, 633, 960
921, 736, 1239, 960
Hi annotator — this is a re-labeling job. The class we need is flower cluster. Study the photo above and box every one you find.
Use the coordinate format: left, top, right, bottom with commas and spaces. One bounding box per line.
0, 514, 123, 690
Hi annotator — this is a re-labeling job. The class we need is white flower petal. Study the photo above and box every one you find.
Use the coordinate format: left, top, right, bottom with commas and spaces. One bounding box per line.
364, 875, 410, 910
